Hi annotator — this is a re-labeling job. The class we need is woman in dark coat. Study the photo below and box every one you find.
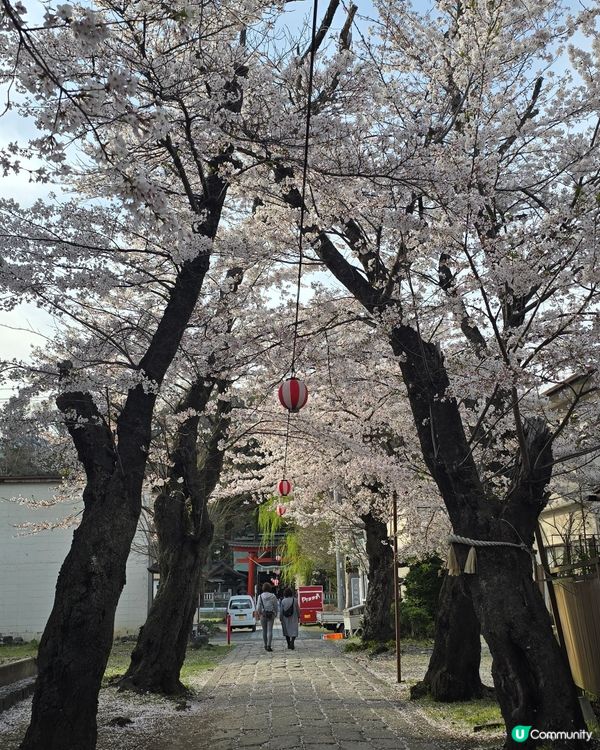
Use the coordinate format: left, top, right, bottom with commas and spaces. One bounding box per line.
280, 586, 300, 649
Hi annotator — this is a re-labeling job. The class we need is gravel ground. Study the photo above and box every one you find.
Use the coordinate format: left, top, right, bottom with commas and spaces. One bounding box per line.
0, 653, 222, 750
343, 641, 504, 746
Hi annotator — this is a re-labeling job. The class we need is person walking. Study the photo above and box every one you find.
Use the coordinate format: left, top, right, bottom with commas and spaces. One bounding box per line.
280, 586, 300, 650
257, 582, 279, 652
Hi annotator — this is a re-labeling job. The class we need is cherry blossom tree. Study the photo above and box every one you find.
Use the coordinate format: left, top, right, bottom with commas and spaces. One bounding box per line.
0, 1, 300, 746
241, 0, 600, 742
1, 3, 599, 749
222, 289, 441, 642
119, 266, 244, 694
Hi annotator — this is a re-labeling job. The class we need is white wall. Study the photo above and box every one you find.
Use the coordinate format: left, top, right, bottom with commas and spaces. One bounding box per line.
0, 480, 149, 640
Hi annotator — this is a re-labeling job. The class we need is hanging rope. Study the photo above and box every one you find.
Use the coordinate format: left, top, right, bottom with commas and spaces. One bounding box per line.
446, 533, 534, 576
278, 0, 320, 494
282, 411, 291, 479
290, 0, 320, 377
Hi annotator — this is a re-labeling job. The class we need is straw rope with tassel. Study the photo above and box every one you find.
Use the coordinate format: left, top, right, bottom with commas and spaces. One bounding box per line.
445, 534, 534, 576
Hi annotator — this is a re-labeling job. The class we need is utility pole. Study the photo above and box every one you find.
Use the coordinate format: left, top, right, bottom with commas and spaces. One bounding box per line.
333, 486, 346, 611
392, 491, 401, 683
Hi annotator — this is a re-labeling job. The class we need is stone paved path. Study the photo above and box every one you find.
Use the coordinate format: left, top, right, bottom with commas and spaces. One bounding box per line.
148, 632, 498, 750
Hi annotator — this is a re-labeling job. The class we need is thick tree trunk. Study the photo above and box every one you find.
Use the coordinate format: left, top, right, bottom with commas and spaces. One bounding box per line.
393, 328, 584, 746
411, 573, 484, 701
469, 547, 583, 749
121, 370, 233, 694
311, 219, 586, 745
393, 329, 584, 746
20, 477, 135, 750
361, 511, 394, 642
20, 176, 227, 750
121, 539, 207, 694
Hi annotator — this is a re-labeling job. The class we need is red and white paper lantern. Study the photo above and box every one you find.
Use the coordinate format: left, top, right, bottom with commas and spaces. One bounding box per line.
278, 479, 292, 497
278, 377, 308, 413
275, 504, 287, 517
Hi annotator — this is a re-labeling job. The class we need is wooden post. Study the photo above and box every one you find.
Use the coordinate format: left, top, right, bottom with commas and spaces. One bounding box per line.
392, 491, 401, 683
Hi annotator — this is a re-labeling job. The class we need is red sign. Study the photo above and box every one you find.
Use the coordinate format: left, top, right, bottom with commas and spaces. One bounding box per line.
298, 585, 323, 624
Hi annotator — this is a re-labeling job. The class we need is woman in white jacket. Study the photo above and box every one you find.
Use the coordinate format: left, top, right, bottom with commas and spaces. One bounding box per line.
256, 582, 279, 652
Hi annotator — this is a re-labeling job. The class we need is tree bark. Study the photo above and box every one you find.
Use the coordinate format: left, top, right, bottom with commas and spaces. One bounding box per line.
121, 537, 208, 694
121, 323, 236, 694
470, 546, 582, 748
18, 474, 136, 750
360, 511, 394, 642
20, 177, 227, 750
411, 573, 485, 701
391, 327, 585, 747
310, 235, 585, 746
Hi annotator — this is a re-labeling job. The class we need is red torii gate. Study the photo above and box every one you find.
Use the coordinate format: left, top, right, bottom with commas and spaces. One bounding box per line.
231, 540, 281, 599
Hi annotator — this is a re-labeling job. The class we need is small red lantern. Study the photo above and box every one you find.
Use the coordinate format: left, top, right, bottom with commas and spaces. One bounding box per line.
278, 479, 292, 497
276, 504, 287, 517
278, 377, 308, 413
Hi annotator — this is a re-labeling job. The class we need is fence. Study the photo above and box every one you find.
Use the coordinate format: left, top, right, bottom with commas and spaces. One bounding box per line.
553, 572, 600, 695
547, 535, 598, 573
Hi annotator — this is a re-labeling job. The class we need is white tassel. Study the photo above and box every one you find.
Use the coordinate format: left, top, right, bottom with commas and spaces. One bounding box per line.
464, 546, 477, 574
446, 544, 461, 576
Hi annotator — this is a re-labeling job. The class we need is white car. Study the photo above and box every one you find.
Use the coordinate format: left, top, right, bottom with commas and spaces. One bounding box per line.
227, 595, 257, 631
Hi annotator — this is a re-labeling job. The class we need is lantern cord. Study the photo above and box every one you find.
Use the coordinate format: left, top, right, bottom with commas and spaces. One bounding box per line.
290, 0, 319, 377
282, 411, 291, 478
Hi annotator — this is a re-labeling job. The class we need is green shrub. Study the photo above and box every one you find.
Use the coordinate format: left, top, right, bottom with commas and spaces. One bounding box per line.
343, 638, 369, 653
403, 555, 443, 621
390, 555, 442, 639
398, 601, 435, 639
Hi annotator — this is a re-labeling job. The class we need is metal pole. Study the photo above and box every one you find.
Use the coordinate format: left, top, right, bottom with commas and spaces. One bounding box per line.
392, 491, 401, 683
333, 487, 346, 610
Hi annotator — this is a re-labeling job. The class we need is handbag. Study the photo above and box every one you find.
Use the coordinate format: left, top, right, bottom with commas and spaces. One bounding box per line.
283, 599, 294, 618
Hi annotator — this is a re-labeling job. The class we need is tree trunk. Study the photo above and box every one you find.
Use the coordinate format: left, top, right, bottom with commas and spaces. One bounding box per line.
361, 511, 394, 642
121, 538, 207, 694
411, 573, 484, 701
391, 326, 584, 746
20, 176, 227, 750
121, 368, 233, 694
20, 473, 138, 750
469, 546, 583, 749
309, 213, 586, 745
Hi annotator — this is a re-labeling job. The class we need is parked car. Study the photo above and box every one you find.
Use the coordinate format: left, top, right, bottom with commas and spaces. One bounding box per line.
227, 595, 256, 631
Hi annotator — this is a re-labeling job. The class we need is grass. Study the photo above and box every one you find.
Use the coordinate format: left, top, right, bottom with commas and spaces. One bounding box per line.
179, 645, 231, 687
0, 642, 38, 664
415, 693, 503, 731
102, 641, 231, 687
0, 639, 229, 689
102, 642, 134, 683
343, 636, 433, 655
342, 637, 365, 653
